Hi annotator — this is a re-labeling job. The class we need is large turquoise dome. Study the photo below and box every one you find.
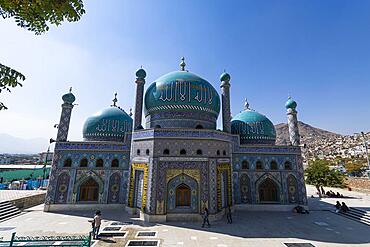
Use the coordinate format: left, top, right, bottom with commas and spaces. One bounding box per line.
144, 70, 220, 129
83, 106, 133, 142
231, 102, 276, 145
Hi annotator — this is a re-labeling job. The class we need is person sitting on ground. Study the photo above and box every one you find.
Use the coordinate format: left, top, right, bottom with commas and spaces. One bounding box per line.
336, 192, 341, 198
326, 191, 330, 197
335, 201, 341, 213
340, 194, 344, 198
341, 202, 349, 213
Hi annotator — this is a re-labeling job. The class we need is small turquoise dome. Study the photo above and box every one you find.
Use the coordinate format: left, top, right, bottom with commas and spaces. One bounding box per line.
285, 97, 297, 109
136, 68, 146, 79
220, 72, 231, 82
145, 70, 220, 116
62, 92, 75, 104
231, 106, 276, 145
83, 107, 133, 142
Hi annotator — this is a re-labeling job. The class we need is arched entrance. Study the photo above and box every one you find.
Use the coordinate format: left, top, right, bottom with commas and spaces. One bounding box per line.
78, 178, 99, 202
258, 178, 279, 203
176, 184, 191, 207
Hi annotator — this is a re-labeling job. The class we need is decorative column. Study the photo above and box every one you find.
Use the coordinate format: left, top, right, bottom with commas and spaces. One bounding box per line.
286, 97, 300, 146
134, 68, 146, 130
220, 72, 231, 133
56, 88, 76, 142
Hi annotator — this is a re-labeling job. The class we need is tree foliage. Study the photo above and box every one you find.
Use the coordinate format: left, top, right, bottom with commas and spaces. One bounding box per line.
305, 159, 345, 196
0, 0, 85, 110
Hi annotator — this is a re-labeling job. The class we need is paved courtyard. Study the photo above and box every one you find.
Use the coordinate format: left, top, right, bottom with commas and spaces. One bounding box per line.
0, 185, 369, 247
0, 190, 46, 203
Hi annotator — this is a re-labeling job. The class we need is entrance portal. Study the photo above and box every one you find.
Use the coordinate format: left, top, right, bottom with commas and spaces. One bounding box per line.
258, 178, 279, 203
79, 178, 99, 202
176, 184, 191, 207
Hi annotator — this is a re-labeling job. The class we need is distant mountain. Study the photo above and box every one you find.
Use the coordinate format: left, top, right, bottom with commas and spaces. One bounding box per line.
275, 121, 342, 145
0, 133, 48, 154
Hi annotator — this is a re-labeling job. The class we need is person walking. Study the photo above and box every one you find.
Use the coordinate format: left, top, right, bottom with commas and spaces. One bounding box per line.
92, 210, 102, 239
226, 205, 232, 224
201, 207, 210, 228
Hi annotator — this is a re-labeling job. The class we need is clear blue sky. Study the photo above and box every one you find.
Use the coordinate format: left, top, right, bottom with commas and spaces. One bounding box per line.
1, 0, 370, 141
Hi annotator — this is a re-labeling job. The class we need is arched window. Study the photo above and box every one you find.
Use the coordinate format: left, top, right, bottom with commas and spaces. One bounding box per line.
216, 150, 220, 156
270, 161, 278, 170
180, 149, 186, 155
63, 158, 72, 167
196, 149, 202, 155
137, 149, 140, 155
146, 149, 150, 155
223, 150, 227, 156
80, 158, 88, 167
111, 159, 119, 168
256, 160, 263, 170
155, 125, 161, 128
195, 124, 203, 129
163, 149, 170, 155
96, 158, 104, 167
241, 160, 249, 170
284, 161, 292, 170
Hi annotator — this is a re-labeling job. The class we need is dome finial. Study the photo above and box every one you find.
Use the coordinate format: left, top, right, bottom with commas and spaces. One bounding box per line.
111, 92, 118, 107
244, 98, 250, 110
69, 87, 72, 93
129, 108, 133, 117
180, 57, 186, 71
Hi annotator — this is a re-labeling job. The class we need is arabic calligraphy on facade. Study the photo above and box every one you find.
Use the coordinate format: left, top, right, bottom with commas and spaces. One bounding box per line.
96, 119, 131, 133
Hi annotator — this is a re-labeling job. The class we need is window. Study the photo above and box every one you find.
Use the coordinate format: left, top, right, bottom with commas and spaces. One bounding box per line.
241, 160, 249, 170
63, 158, 72, 167
223, 150, 227, 156
196, 149, 202, 155
80, 158, 88, 167
256, 160, 263, 170
146, 149, 150, 155
111, 159, 119, 168
270, 161, 278, 170
284, 161, 292, 170
180, 149, 186, 155
195, 124, 203, 129
163, 149, 170, 155
96, 158, 104, 167
216, 150, 220, 156
137, 149, 140, 155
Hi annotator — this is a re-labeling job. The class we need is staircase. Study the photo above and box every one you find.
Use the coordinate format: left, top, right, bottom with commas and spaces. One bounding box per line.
0, 201, 22, 222
339, 207, 370, 226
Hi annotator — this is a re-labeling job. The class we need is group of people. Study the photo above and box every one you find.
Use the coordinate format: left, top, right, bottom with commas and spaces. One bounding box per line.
325, 190, 344, 198
201, 206, 233, 228
335, 201, 350, 213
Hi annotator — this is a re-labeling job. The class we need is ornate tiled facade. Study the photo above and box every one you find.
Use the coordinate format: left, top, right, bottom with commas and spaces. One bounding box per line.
45, 59, 307, 222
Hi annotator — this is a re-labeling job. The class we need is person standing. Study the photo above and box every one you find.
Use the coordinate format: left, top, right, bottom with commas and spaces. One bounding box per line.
226, 205, 232, 224
201, 207, 210, 228
93, 210, 102, 239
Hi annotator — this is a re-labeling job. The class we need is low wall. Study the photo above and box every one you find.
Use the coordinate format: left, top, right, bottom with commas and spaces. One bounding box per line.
11, 192, 46, 209
346, 177, 370, 193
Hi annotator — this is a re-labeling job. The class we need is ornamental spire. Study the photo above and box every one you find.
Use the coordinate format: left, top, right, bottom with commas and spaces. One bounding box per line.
244, 98, 250, 110
111, 92, 118, 107
180, 57, 186, 71
129, 108, 133, 117
69, 87, 72, 93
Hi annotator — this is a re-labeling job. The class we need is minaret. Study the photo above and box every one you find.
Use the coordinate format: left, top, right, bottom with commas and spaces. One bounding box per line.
133, 67, 146, 130
286, 96, 300, 146
56, 88, 76, 142
220, 71, 231, 133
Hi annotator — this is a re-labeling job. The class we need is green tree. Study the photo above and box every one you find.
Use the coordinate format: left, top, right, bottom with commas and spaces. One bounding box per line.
305, 159, 345, 197
0, 0, 85, 110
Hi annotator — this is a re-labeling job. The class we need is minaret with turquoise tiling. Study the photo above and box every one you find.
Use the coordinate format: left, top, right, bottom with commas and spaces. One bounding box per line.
56, 88, 76, 142
134, 67, 146, 130
220, 72, 231, 133
286, 97, 300, 146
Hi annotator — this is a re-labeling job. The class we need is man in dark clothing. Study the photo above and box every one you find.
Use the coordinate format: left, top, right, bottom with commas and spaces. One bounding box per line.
226, 206, 232, 224
335, 201, 341, 213
202, 207, 210, 228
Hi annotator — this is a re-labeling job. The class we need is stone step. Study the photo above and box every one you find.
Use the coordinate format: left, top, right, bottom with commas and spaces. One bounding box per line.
338, 208, 370, 227
346, 209, 370, 220
0, 201, 22, 222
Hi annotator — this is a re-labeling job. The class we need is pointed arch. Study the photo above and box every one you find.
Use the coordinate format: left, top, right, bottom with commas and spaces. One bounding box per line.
256, 174, 281, 203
